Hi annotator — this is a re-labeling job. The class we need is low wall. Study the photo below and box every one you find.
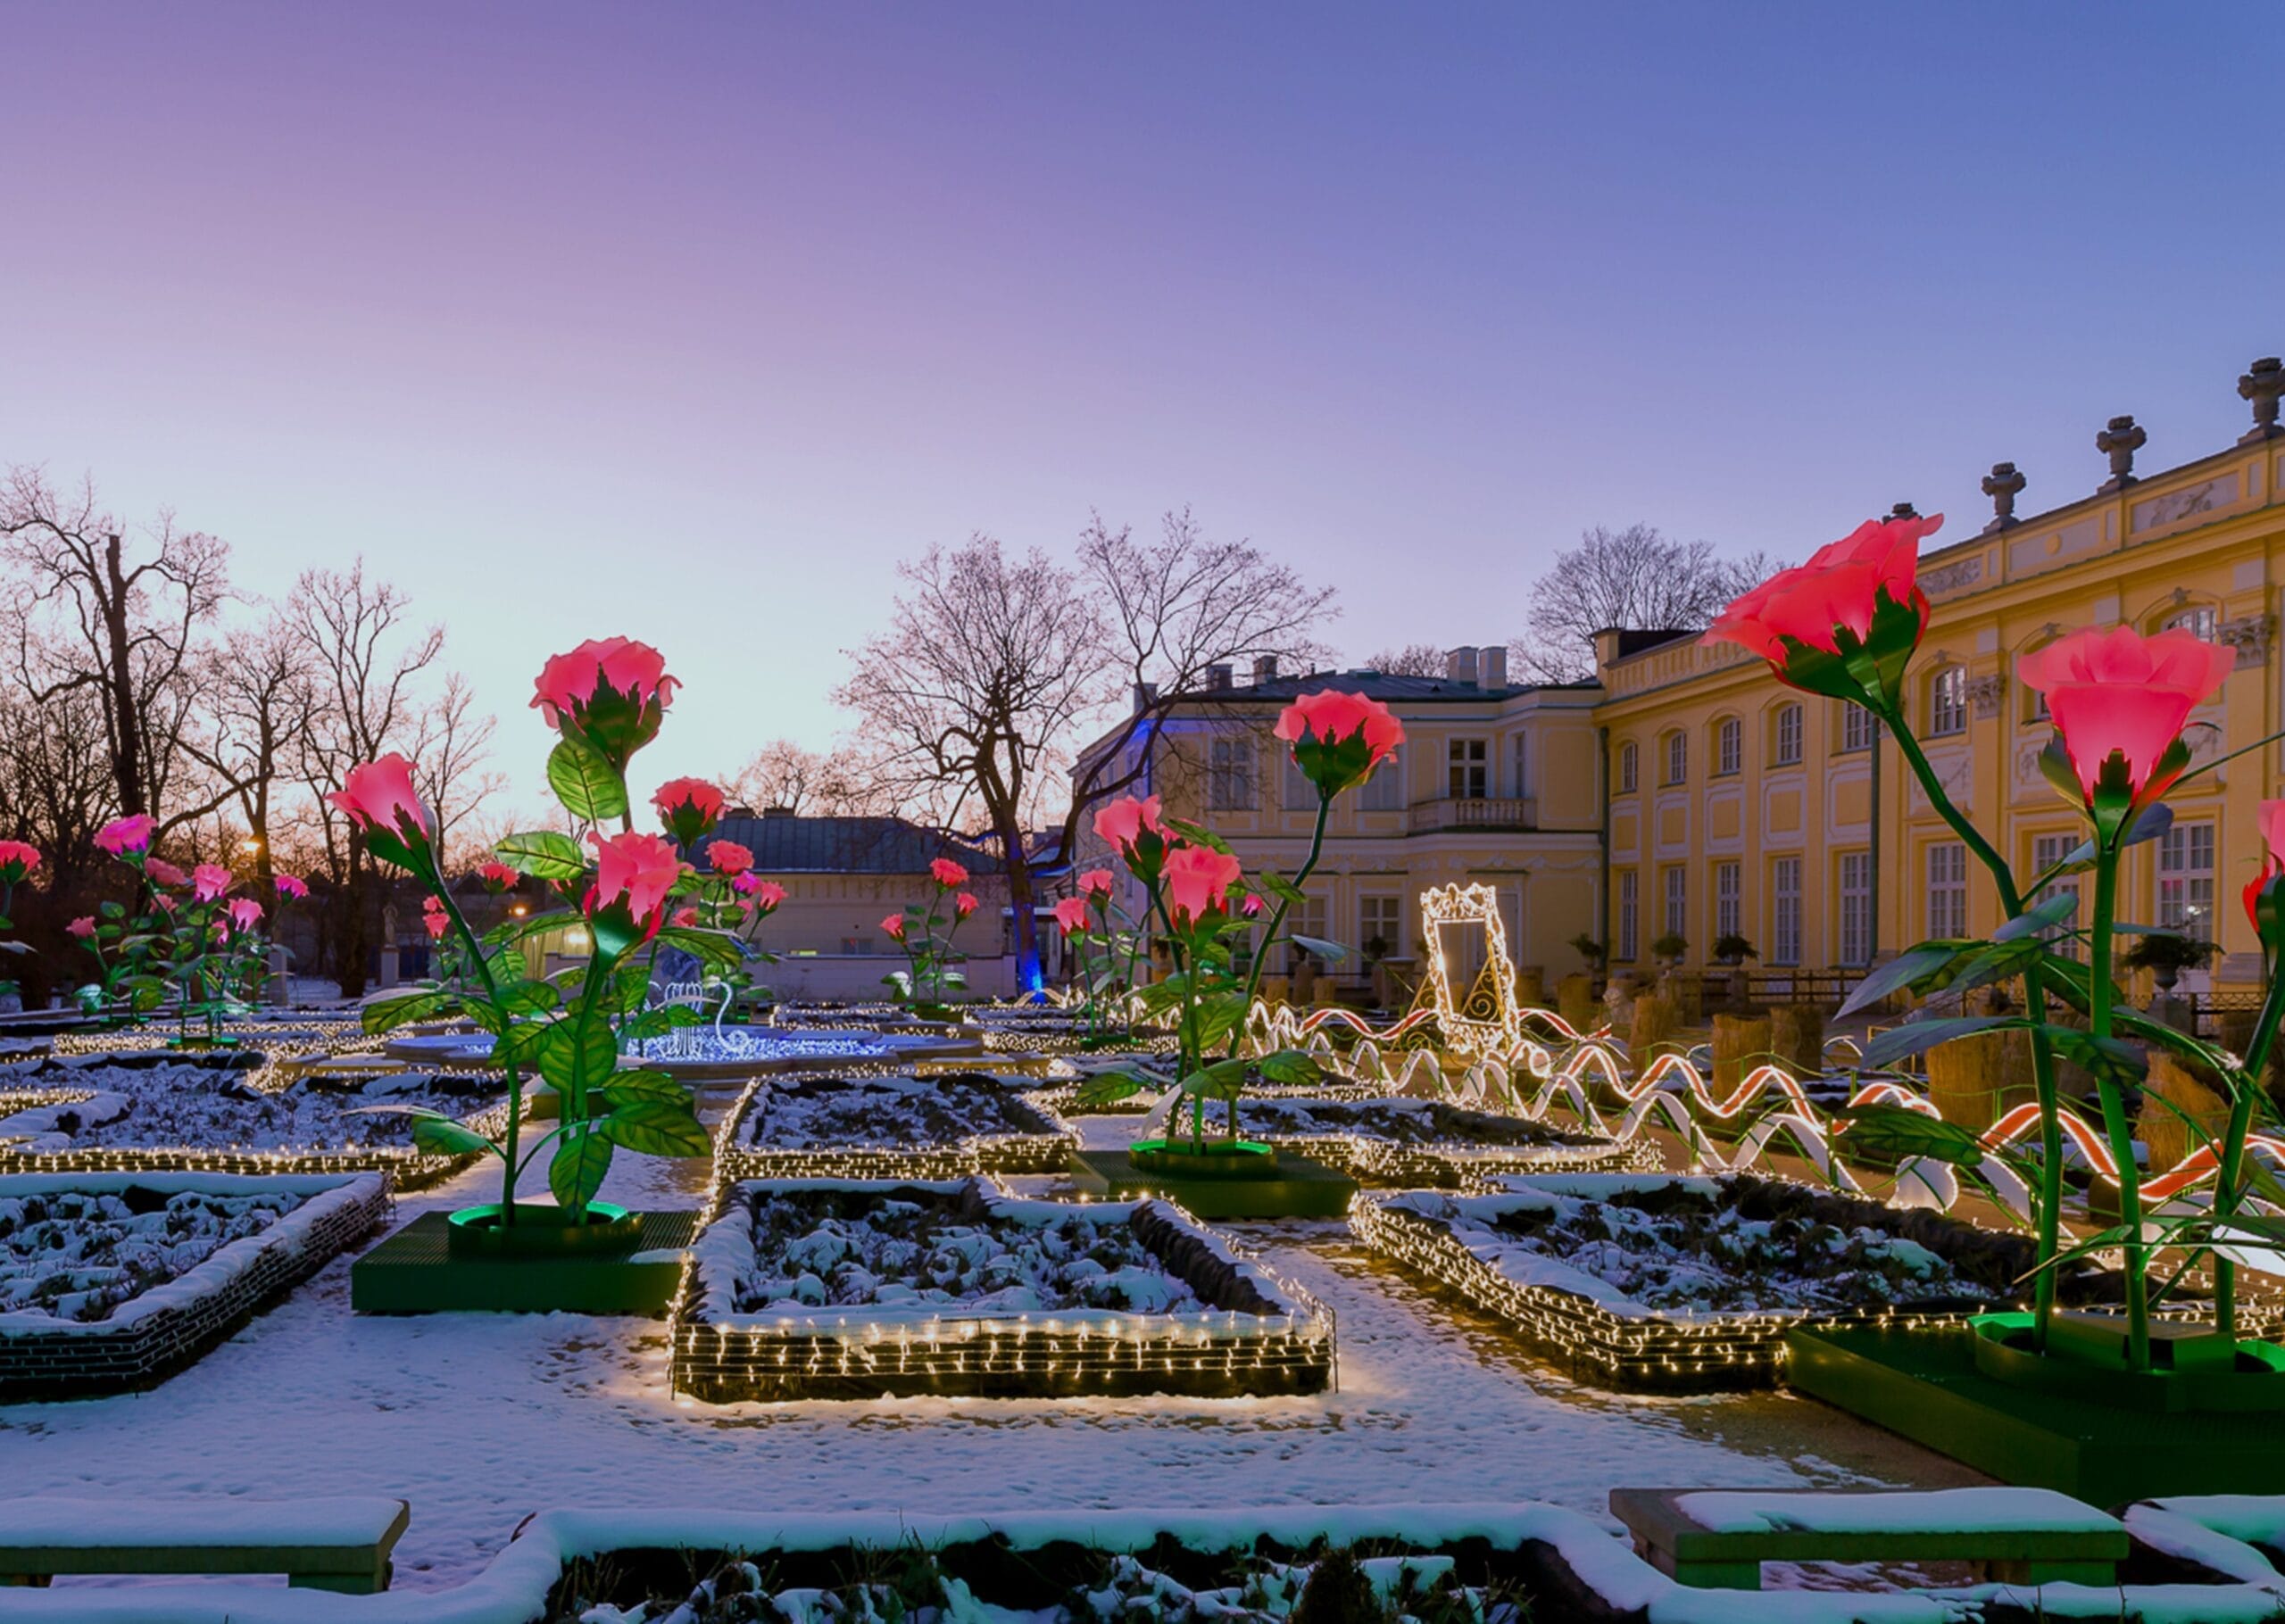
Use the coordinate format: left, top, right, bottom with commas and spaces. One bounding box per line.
763, 954, 1023, 1002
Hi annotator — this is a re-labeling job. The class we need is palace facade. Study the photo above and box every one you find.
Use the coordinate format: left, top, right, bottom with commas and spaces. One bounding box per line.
1075, 358, 2285, 999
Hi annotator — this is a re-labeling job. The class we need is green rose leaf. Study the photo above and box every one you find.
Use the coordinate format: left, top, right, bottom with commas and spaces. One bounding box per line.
1859, 1015, 2026, 1070
548, 1131, 614, 1207
595, 1098, 711, 1156
411, 1117, 497, 1158
495, 830, 588, 881
546, 733, 628, 824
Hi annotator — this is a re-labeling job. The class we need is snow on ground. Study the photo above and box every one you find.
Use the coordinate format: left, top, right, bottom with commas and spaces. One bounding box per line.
0, 1096, 1989, 1592
0, 1057, 503, 1153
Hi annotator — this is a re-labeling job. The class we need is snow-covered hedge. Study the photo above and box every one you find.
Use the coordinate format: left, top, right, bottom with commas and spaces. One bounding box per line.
0, 1055, 508, 1191
0, 1170, 387, 1398
671, 1176, 1333, 1400
1354, 1172, 2056, 1390
714, 1073, 1075, 1182
1217, 1094, 1661, 1187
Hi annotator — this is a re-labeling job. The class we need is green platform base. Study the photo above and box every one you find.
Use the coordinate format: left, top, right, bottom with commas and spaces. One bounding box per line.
1068, 1148, 1358, 1218
350, 1209, 698, 1314
1789, 1322, 2285, 1504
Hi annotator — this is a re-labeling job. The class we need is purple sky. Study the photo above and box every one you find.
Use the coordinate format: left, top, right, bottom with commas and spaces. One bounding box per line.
7, 4, 2281, 809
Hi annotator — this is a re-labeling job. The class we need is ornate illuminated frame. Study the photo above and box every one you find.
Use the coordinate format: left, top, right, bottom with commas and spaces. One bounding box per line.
1411, 882, 1523, 1056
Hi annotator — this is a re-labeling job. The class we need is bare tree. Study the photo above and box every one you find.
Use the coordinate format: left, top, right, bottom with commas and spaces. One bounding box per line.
727, 738, 893, 817
288, 560, 445, 996
1361, 642, 1450, 676
0, 468, 232, 828
837, 537, 1112, 990
184, 609, 313, 890
410, 671, 504, 869
1512, 523, 1781, 681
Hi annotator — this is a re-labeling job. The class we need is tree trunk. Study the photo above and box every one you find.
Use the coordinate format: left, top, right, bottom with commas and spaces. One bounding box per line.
996, 818, 1042, 997
101, 534, 148, 816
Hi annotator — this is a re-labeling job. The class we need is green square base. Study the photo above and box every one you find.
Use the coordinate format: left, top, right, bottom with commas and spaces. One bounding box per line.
1068, 1148, 1358, 1219
350, 1210, 698, 1314
1788, 1322, 2285, 1504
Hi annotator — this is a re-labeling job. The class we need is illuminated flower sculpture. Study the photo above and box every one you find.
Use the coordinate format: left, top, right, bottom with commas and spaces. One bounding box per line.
76, 829, 270, 1046
881, 851, 982, 1012
1713, 521, 2285, 1382
1077, 688, 1403, 1159
342, 635, 727, 1251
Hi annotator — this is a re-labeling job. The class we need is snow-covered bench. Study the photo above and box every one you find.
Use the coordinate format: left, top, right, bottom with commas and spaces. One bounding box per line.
1609, 1486, 2126, 1590
0, 1496, 408, 1594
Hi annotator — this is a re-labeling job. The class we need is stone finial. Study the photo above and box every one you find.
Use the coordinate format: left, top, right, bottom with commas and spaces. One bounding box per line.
2096, 414, 2146, 493
2239, 357, 2284, 444
1889, 501, 1920, 521
1980, 461, 2026, 534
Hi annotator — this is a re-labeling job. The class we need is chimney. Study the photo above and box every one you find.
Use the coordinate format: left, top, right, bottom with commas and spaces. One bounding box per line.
1445, 647, 1479, 685
1478, 645, 1507, 690
762, 805, 796, 819
1204, 664, 1233, 692
1251, 654, 1278, 685
1132, 680, 1159, 713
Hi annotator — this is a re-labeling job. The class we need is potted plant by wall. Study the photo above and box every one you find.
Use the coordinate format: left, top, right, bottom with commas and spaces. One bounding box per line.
1712, 509, 2285, 1425
1076, 690, 1403, 1176
1569, 932, 1608, 974
1713, 933, 1759, 967
2123, 930, 2219, 998
1649, 932, 1689, 971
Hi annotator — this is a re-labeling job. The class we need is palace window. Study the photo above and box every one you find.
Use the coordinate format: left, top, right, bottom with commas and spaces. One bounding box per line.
2159, 820, 2217, 940
1209, 737, 1254, 810
1617, 871, 1639, 963
1663, 866, 1687, 940
1838, 850, 1874, 966
1665, 731, 1687, 785
1448, 737, 1488, 800
1282, 743, 1315, 810
1360, 746, 1405, 811
1715, 860, 1741, 941
1359, 894, 1402, 959
1926, 841, 1968, 940
1715, 717, 1741, 776
1840, 703, 1877, 753
1927, 666, 1968, 738
2032, 831, 2082, 959
1771, 858, 1802, 965
2165, 605, 2219, 642
1774, 703, 1803, 766
1617, 741, 1639, 793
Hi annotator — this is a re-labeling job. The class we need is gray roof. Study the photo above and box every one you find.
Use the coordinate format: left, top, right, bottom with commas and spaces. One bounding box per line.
705, 814, 1001, 876
1187, 669, 1575, 704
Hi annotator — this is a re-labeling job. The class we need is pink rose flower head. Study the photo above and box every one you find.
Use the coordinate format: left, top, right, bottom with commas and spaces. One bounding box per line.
1242, 892, 1266, 917
1093, 794, 1167, 875
328, 754, 436, 869
930, 857, 970, 889
2246, 798, 2285, 935
274, 873, 310, 900
145, 858, 187, 889
530, 637, 677, 771
1052, 895, 1091, 934
224, 898, 264, 934
652, 776, 726, 845
2019, 626, 2236, 803
191, 863, 232, 903
1078, 868, 1115, 899
881, 912, 907, 940
706, 839, 754, 876
586, 829, 683, 929
1161, 844, 1244, 930
671, 906, 699, 928
67, 916, 96, 940
955, 891, 980, 919
478, 861, 520, 894
95, 815, 156, 858
1275, 689, 1406, 799
152, 891, 178, 912
1706, 512, 1944, 708
423, 908, 448, 940
0, 841, 39, 886
743, 878, 787, 911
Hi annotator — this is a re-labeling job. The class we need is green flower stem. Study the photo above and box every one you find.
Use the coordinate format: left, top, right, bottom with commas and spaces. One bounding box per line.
2087, 839, 2153, 1370
1880, 702, 2070, 1351
2214, 945, 2285, 1339
431, 875, 526, 1225
1238, 793, 1333, 1022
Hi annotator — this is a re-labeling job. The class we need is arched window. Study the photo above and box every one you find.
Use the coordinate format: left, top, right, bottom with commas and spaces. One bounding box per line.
1617, 741, 1639, 794
1714, 717, 1741, 776
1772, 703, 1803, 766
1665, 730, 1688, 786
2165, 604, 2219, 642
1927, 665, 1967, 738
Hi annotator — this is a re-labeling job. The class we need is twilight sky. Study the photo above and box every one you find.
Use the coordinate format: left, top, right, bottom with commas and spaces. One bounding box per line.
6, 4, 2280, 810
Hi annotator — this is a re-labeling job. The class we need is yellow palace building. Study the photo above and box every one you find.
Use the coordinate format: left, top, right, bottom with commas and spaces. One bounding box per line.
1076, 356, 2285, 1004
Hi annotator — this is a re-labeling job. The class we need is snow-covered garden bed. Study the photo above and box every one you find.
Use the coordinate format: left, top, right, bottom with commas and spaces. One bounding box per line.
1219, 1095, 1659, 1185
1354, 1172, 2071, 1390
673, 1176, 1333, 1400
0, 1056, 508, 1189
716, 1073, 1074, 1181
0, 1170, 388, 1398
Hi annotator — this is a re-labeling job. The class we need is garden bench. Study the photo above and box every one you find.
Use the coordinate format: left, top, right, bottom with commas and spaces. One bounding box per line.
0, 1496, 408, 1593
1609, 1486, 2125, 1590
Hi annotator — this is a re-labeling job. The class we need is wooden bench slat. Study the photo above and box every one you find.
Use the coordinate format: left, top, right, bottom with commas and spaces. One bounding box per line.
0, 1498, 407, 1595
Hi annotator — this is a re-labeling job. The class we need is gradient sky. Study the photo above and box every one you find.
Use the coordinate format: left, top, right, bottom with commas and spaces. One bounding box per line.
7, 4, 2281, 810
